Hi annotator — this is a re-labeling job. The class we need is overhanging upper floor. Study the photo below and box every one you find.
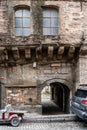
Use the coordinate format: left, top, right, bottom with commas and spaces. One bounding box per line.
0, 44, 81, 67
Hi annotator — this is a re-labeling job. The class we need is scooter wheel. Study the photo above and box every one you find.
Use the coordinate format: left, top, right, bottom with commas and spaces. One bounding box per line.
10, 117, 20, 127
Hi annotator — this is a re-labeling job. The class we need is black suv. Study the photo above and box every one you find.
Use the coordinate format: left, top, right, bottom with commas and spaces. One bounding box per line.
71, 87, 87, 121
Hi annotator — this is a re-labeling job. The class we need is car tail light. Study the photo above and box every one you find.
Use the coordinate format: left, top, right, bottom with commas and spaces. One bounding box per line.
82, 100, 87, 105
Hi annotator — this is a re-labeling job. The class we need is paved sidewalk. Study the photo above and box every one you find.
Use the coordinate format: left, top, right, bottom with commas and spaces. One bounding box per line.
0, 113, 86, 130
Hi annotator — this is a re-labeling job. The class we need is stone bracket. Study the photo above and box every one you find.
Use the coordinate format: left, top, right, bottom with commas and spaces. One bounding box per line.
25, 48, 31, 59
58, 46, 64, 55
48, 46, 54, 58
3, 50, 8, 60
57, 46, 64, 59
68, 46, 75, 58
36, 46, 42, 59
80, 45, 87, 55
12, 47, 20, 60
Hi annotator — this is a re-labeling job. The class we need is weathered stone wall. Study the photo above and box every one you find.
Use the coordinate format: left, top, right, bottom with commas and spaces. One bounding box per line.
78, 56, 87, 85
83, 2, 87, 44
0, 62, 74, 108
6, 87, 38, 105
5, 65, 37, 86
0, 0, 85, 45
0, 0, 8, 33
37, 63, 74, 89
0, 0, 87, 112
44, 1, 84, 44
77, 3, 87, 88
0, 63, 73, 87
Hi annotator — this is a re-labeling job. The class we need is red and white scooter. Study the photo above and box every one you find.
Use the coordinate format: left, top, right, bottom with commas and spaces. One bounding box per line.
0, 104, 24, 127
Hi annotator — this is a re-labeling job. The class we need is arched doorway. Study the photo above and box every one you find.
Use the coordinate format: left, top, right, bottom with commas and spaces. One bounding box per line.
41, 82, 70, 115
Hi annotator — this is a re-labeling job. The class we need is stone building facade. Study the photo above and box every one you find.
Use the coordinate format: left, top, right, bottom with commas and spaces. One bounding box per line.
0, 0, 87, 114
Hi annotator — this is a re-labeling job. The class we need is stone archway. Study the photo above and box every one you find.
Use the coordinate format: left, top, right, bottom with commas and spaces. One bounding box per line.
40, 78, 71, 115
40, 78, 73, 90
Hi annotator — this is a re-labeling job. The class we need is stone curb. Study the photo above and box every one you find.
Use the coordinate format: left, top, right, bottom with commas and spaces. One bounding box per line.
23, 114, 77, 122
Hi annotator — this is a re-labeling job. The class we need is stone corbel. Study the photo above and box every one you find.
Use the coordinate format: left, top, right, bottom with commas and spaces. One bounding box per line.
3, 50, 8, 60
36, 46, 42, 59
57, 46, 64, 59
68, 45, 75, 58
12, 47, 20, 60
0, 47, 5, 61
80, 45, 87, 55
48, 46, 54, 58
25, 48, 31, 59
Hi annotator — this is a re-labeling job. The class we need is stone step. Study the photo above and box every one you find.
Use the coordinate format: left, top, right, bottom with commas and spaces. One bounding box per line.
23, 114, 77, 122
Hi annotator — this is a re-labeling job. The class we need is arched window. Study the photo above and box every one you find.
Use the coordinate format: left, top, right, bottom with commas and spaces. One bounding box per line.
15, 9, 30, 36
43, 8, 59, 35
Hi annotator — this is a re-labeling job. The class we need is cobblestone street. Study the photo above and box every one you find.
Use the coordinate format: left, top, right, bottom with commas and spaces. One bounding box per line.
0, 121, 87, 130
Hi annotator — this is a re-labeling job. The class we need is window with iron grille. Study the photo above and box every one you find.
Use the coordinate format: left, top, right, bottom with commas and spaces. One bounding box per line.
43, 8, 59, 35
15, 9, 30, 36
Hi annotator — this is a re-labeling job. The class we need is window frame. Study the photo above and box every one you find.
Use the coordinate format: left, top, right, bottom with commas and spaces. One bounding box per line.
15, 8, 30, 36
43, 8, 59, 36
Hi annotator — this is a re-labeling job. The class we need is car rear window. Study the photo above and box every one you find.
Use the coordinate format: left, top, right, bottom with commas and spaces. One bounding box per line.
75, 90, 87, 98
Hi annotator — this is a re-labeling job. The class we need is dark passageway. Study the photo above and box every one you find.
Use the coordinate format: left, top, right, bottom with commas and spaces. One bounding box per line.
42, 99, 64, 115
41, 82, 70, 115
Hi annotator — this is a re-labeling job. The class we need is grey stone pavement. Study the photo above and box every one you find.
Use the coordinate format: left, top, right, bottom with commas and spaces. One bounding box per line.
0, 121, 87, 130
0, 100, 87, 130
0, 113, 87, 130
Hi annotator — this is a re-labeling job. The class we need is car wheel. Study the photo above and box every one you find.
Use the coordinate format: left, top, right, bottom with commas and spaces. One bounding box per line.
10, 117, 20, 127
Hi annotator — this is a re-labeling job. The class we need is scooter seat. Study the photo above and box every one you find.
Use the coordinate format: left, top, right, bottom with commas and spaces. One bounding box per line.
0, 104, 11, 113
0, 109, 6, 113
